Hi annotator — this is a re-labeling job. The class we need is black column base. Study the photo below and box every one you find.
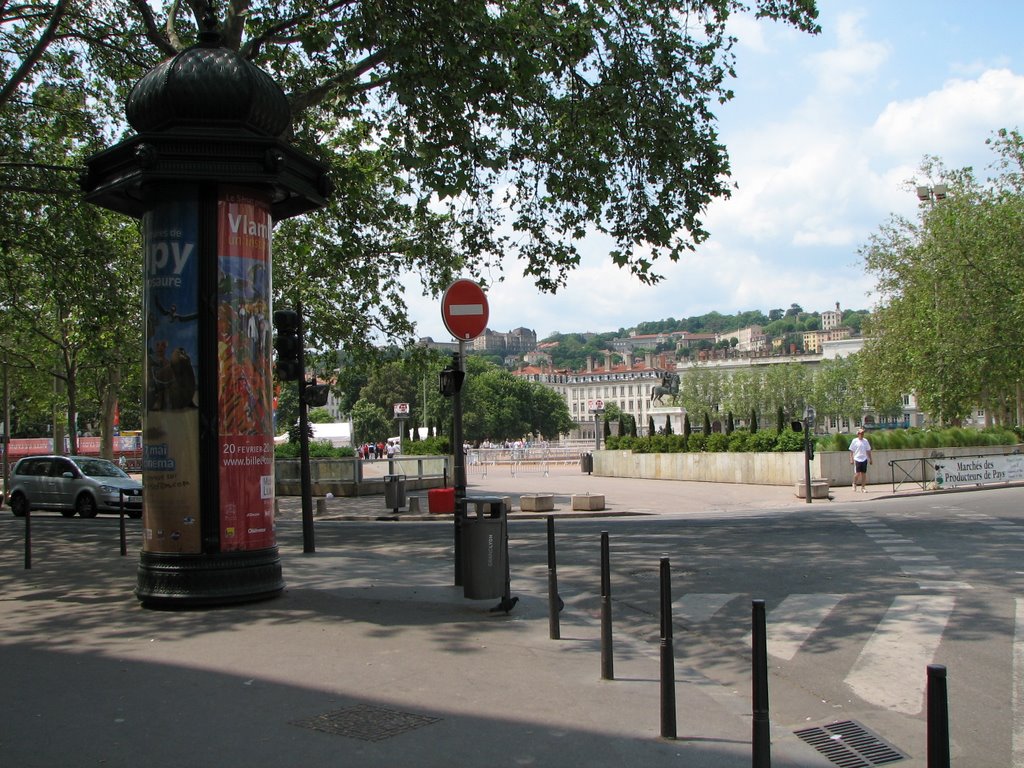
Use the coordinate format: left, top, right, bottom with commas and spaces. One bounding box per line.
136, 548, 284, 608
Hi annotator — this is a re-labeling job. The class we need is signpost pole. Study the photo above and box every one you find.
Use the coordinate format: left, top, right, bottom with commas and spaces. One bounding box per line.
439, 279, 488, 588
453, 343, 465, 586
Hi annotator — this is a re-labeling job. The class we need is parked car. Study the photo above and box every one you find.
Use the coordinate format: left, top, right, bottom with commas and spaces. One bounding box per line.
6, 455, 143, 519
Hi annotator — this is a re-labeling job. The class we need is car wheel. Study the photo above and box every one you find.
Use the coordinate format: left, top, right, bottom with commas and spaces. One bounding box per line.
10, 492, 28, 517
75, 493, 99, 518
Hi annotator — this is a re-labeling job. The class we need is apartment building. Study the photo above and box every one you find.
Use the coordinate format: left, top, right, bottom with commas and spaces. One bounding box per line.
516, 352, 673, 440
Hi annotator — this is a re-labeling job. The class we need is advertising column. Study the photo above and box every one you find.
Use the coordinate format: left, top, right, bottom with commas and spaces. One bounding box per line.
216, 188, 276, 551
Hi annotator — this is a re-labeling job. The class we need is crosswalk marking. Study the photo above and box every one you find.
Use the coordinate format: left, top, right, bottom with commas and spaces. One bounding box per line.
1014, 598, 1024, 768
760, 593, 844, 660
673, 593, 734, 623
845, 594, 956, 715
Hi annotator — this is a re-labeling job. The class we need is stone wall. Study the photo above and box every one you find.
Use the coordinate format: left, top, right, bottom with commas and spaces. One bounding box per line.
593, 445, 1017, 486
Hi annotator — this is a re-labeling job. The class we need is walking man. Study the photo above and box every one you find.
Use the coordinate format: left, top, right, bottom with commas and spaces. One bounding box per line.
849, 427, 872, 492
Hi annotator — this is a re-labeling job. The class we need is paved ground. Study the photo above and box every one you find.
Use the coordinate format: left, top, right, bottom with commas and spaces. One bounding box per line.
278, 463, 891, 521
1, 468, 915, 768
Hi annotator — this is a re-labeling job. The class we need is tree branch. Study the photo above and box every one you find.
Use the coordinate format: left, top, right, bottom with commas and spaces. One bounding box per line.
288, 47, 391, 114
0, 0, 70, 110
239, 0, 353, 58
126, 0, 177, 55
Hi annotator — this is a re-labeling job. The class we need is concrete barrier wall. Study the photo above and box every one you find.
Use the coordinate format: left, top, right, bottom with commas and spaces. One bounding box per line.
275, 455, 449, 496
593, 444, 1018, 486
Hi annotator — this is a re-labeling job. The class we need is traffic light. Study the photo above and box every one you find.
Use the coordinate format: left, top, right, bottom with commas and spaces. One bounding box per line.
438, 365, 465, 397
303, 382, 330, 407
273, 309, 302, 381
806, 439, 815, 461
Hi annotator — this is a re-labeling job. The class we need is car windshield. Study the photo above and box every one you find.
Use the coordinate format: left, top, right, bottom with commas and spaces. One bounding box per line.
74, 459, 128, 479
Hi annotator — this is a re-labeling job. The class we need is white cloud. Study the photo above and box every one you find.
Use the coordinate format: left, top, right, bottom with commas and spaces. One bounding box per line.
806, 11, 891, 97
871, 69, 1024, 162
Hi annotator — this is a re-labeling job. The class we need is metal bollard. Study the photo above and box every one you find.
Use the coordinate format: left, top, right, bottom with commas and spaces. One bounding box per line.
119, 491, 128, 557
927, 664, 950, 768
752, 599, 771, 768
23, 507, 31, 570
547, 516, 560, 639
660, 556, 676, 739
600, 531, 614, 680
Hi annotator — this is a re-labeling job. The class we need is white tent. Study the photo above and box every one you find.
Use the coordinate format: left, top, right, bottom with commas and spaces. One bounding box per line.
273, 421, 353, 447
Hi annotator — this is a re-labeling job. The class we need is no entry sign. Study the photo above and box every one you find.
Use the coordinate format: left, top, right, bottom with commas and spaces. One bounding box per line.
441, 279, 489, 340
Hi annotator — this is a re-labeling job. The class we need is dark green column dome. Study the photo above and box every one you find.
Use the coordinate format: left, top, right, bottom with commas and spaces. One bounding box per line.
126, 30, 291, 138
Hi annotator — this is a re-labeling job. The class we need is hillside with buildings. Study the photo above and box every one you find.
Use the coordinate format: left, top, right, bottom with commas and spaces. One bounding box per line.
416, 302, 887, 442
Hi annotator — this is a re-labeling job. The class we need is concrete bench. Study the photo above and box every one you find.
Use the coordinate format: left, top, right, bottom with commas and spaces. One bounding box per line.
794, 480, 830, 499
571, 493, 606, 511
519, 494, 555, 512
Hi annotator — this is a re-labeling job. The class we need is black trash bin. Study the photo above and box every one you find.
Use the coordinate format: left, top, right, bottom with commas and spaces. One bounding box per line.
580, 452, 593, 474
383, 474, 406, 510
460, 496, 508, 600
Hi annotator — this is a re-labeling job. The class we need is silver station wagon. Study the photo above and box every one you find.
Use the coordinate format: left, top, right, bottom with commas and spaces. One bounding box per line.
6, 455, 143, 519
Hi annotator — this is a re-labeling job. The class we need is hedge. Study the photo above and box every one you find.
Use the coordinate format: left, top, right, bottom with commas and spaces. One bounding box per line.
606, 427, 1021, 454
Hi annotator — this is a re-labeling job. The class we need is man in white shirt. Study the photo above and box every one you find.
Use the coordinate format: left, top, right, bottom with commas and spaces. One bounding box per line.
849, 428, 872, 492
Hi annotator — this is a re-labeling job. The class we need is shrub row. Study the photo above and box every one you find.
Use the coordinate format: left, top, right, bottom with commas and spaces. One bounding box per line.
605, 427, 1021, 454
606, 428, 805, 454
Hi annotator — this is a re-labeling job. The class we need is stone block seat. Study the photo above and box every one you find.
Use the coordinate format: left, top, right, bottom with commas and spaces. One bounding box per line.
571, 493, 606, 511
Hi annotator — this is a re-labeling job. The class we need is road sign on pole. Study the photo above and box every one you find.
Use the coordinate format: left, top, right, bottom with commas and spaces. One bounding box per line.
441, 279, 489, 341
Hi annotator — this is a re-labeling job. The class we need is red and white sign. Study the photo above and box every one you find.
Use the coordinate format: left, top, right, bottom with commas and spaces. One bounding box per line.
393, 402, 410, 418
441, 279, 489, 340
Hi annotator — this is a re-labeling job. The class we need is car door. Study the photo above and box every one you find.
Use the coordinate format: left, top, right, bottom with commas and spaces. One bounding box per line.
45, 457, 78, 509
16, 458, 48, 506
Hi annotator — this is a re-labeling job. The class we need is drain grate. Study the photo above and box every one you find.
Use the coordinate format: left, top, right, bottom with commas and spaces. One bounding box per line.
292, 703, 442, 742
794, 720, 907, 767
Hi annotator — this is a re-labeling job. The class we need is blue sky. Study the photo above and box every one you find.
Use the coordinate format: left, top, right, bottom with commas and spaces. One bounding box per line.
407, 1, 1024, 341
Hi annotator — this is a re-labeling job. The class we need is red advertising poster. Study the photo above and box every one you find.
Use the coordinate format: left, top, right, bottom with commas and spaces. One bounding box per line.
217, 188, 276, 551
142, 195, 202, 553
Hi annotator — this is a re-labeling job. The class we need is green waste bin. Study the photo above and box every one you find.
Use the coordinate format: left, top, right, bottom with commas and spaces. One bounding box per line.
460, 496, 508, 600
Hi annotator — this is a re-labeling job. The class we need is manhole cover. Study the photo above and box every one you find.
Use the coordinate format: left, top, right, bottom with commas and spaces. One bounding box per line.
292, 703, 442, 742
794, 720, 907, 767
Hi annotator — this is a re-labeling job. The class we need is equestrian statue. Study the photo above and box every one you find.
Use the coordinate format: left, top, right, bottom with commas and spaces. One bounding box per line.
650, 371, 680, 405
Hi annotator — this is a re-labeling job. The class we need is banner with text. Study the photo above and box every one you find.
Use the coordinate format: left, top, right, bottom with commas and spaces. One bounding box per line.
216, 188, 275, 551
934, 454, 1024, 489
141, 192, 202, 553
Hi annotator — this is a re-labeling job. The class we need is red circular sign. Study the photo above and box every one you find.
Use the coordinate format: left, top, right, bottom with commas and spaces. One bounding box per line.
441, 279, 489, 340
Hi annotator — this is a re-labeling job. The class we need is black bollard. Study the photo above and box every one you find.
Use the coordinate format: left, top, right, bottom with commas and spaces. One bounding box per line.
23, 507, 31, 570
660, 556, 676, 739
927, 664, 950, 768
600, 531, 614, 680
752, 599, 771, 768
547, 516, 561, 639
119, 492, 128, 557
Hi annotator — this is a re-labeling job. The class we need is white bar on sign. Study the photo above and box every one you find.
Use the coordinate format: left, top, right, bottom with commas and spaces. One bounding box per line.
450, 303, 484, 315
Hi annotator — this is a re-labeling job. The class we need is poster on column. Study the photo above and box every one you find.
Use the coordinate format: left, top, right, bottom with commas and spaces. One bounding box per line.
217, 188, 275, 551
142, 195, 202, 553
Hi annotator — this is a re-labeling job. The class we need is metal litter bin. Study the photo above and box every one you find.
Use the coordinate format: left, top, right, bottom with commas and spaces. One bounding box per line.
580, 452, 593, 474
460, 496, 508, 600
383, 474, 406, 510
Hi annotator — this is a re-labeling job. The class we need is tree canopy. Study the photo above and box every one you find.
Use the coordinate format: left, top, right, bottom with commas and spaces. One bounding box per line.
861, 131, 1024, 426
4, 0, 819, 355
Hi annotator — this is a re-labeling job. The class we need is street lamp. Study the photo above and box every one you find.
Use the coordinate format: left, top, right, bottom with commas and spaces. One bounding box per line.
916, 183, 948, 203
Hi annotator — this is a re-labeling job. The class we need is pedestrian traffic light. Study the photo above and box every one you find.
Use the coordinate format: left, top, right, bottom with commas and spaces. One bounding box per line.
273, 309, 302, 381
806, 440, 815, 461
